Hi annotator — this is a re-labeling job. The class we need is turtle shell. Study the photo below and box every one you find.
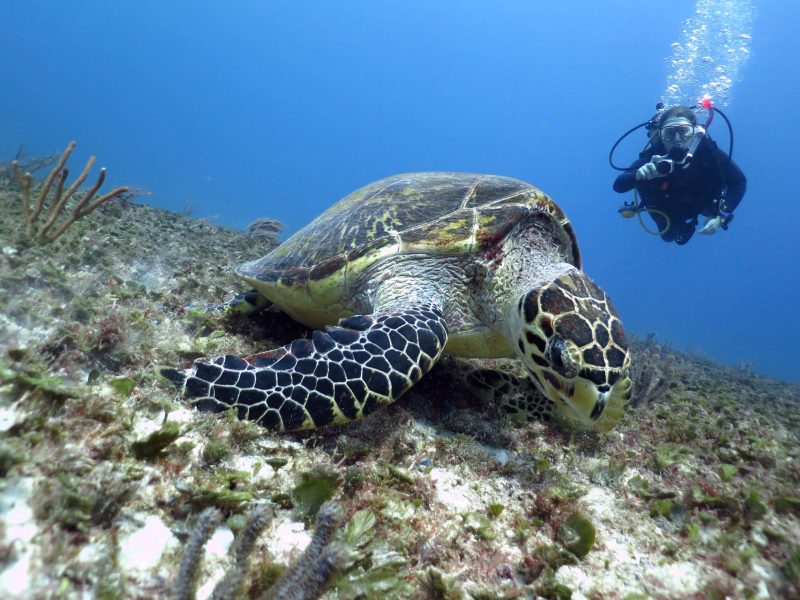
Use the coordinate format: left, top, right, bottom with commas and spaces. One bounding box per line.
236, 172, 580, 324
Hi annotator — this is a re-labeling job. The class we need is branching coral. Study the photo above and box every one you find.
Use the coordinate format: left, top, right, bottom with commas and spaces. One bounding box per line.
11, 140, 136, 243
173, 501, 352, 600
0, 145, 57, 187
268, 501, 347, 600
212, 505, 272, 600
173, 505, 274, 600
174, 508, 223, 600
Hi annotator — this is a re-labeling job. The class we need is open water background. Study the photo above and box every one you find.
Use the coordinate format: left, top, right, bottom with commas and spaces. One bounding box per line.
1, 1, 797, 382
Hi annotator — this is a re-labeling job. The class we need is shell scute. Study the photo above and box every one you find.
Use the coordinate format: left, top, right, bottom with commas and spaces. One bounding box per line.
309, 256, 347, 282
235, 173, 580, 317
463, 179, 531, 209
399, 214, 475, 254
344, 236, 397, 263
474, 204, 532, 250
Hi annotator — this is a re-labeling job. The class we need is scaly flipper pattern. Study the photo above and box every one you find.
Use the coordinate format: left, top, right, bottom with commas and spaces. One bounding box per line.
161, 302, 448, 431
465, 368, 557, 424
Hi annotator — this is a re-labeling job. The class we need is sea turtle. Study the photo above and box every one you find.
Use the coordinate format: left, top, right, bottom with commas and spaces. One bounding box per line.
161, 173, 632, 432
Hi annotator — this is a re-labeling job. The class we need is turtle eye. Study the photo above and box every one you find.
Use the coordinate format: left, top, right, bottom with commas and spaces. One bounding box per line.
548, 337, 578, 378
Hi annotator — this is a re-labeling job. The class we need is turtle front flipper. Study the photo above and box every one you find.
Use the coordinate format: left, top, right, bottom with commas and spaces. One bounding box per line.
160, 302, 448, 432
465, 368, 558, 424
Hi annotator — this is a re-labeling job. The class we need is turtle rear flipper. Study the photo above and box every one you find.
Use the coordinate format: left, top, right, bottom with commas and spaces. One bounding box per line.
465, 368, 557, 424
161, 302, 448, 432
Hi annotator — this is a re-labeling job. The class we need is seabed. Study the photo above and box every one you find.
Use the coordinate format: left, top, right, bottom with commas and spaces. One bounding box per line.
0, 175, 799, 599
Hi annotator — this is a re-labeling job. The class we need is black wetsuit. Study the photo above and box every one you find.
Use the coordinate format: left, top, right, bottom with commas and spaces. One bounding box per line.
613, 137, 746, 244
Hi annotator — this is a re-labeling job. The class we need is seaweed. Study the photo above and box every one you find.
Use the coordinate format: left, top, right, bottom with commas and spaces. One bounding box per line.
267, 501, 347, 599
2, 170, 799, 598
628, 333, 675, 406
174, 508, 223, 600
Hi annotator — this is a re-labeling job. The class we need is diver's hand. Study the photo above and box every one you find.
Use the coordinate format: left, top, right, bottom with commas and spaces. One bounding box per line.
699, 215, 723, 235
635, 160, 663, 181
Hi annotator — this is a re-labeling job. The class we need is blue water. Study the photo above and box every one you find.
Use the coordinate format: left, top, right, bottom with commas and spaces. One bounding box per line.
2, 1, 797, 382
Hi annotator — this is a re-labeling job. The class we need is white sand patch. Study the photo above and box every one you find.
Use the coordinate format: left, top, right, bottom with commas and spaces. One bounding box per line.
0, 478, 39, 598
194, 527, 235, 600
474, 441, 511, 465
429, 467, 478, 511
118, 514, 179, 572
161, 404, 197, 425
645, 561, 703, 591
205, 526, 235, 558
130, 413, 178, 439
267, 521, 312, 564
229, 455, 276, 485
0, 313, 55, 354
76, 541, 102, 564
0, 399, 25, 433
554, 486, 710, 598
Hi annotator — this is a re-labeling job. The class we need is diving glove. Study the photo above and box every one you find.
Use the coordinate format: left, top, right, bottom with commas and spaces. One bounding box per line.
699, 215, 723, 235
635, 160, 664, 181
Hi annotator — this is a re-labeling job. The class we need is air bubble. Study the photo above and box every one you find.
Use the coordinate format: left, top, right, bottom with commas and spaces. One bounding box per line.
661, 0, 755, 108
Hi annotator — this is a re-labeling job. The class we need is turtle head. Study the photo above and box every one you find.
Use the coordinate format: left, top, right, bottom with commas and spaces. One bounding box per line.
515, 269, 632, 431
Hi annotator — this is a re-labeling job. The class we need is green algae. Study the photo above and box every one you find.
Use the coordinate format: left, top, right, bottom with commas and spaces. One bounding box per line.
201, 438, 232, 465
775, 496, 800, 515
463, 511, 496, 541
0, 439, 24, 476
292, 478, 336, 522
685, 522, 701, 543
333, 508, 414, 598
181, 485, 254, 511
343, 465, 365, 493
743, 488, 768, 521
487, 502, 505, 518
109, 376, 137, 397
649, 498, 677, 518
718, 463, 737, 482
627, 474, 677, 500
130, 421, 182, 459
33, 466, 134, 532
343, 508, 377, 548
292, 466, 342, 523
386, 463, 415, 485
559, 513, 596, 558
263, 456, 289, 470
627, 474, 650, 496
2, 182, 800, 598
0, 358, 82, 398
651, 442, 692, 471
783, 547, 800, 584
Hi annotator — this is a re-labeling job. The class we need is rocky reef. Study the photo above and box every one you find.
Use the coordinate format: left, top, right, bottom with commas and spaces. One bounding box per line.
1, 174, 798, 599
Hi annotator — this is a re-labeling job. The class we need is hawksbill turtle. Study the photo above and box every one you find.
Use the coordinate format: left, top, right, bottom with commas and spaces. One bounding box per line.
161, 173, 632, 432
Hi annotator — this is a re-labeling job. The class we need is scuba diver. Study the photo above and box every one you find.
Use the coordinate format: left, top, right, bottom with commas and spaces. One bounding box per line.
610, 100, 746, 245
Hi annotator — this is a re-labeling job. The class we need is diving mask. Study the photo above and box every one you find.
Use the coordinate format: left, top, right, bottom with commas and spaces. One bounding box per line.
660, 122, 695, 143
660, 117, 697, 155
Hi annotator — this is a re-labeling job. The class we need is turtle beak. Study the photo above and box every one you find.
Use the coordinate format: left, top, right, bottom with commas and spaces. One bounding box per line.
565, 379, 608, 425
563, 374, 632, 431
534, 369, 631, 432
